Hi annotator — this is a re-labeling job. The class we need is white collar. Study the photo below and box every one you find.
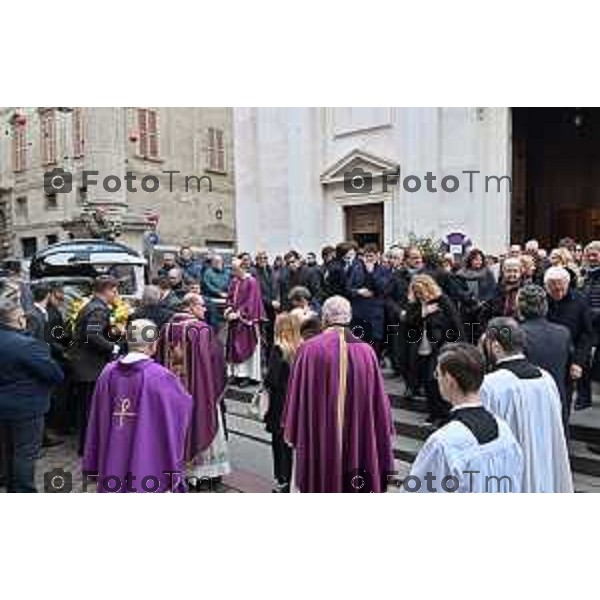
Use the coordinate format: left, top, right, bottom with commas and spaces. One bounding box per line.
120, 351, 151, 364
34, 303, 48, 317
496, 353, 526, 365
450, 400, 483, 412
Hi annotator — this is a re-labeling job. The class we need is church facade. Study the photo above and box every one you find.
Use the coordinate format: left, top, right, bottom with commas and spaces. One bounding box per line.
234, 107, 512, 256
235, 107, 600, 256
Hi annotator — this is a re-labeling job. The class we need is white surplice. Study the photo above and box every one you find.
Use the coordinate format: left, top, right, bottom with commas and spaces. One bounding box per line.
228, 340, 262, 382
188, 409, 231, 480
480, 367, 573, 493
405, 415, 524, 493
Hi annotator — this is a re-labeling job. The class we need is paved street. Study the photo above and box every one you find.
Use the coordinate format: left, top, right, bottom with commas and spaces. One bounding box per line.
28, 370, 600, 493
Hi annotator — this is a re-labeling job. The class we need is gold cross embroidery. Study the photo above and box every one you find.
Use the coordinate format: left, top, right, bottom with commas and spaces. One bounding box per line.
113, 398, 136, 427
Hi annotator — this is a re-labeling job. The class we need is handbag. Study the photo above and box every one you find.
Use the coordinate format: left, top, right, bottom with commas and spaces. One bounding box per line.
250, 387, 270, 421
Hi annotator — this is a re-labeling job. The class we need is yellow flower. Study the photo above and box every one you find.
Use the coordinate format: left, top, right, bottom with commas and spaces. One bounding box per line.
66, 296, 90, 327
111, 297, 131, 326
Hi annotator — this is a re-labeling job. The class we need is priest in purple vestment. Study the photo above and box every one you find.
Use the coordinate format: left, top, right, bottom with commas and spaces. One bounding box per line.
283, 296, 394, 493
82, 319, 193, 493
225, 258, 266, 386
159, 293, 230, 483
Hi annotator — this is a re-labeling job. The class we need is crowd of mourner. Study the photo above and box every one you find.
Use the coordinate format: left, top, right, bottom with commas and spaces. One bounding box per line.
1, 236, 599, 492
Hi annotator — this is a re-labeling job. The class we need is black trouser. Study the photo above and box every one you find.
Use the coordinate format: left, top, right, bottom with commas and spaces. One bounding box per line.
418, 353, 450, 421
564, 381, 576, 434
388, 322, 408, 376
262, 304, 276, 365
46, 365, 68, 433
71, 381, 96, 456
575, 362, 593, 408
0, 415, 44, 493
271, 427, 292, 489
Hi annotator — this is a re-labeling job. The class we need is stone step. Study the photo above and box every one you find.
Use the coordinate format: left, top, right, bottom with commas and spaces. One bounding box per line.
569, 441, 600, 478
225, 394, 600, 491
226, 384, 600, 446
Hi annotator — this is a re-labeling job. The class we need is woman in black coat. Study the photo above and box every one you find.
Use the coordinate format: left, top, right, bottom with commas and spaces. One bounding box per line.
263, 312, 303, 492
405, 274, 464, 426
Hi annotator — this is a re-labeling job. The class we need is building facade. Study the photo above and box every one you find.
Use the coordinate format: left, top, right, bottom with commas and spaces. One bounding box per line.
235, 107, 600, 256
0, 107, 236, 258
233, 107, 511, 256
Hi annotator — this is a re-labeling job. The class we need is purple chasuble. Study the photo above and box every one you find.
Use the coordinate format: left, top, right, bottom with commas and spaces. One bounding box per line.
159, 314, 226, 458
82, 358, 193, 492
283, 328, 394, 493
225, 274, 266, 364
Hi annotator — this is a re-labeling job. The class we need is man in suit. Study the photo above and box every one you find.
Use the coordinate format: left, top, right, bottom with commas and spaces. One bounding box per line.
26, 283, 51, 342
545, 267, 594, 425
517, 284, 573, 432
278, 250, 321, 311
579, 241, 600, 409
383, 247, 411, 378
69, 276, 120, 454
157, 276, 182, 312
0, 298, 63, 492
26, 283, 64, 448
46, 285, 70, 435
252, 251, 279, 362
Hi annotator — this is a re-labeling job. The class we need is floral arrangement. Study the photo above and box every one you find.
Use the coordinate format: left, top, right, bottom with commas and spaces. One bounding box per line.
403, 232, 446, 267
66, 294, 131, 332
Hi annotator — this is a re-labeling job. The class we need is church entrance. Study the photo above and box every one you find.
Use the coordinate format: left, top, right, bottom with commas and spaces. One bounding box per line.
511, 107, 600, 247
344, 203, 384, 250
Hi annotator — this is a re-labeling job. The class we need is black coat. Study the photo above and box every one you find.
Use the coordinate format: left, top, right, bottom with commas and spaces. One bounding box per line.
0, 324, 63, 420
405, 294, 465, 354
252, 265, 278, 307
582, 267, 600, 327
347, 261, 388, 341
68, 296, 116, 382
26, 305, 47, 342
130, 304, 174, 331
321, 260, 351, 300
158, 291, 181, 313
47, 304, 68, 363
384, 267, 411, 323
521, 317, 572, 408
263, 345, 291, 434
279, 265, 322, 310
547, 290, 594, 367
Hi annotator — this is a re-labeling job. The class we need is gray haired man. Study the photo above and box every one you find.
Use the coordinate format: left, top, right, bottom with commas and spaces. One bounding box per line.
517, 284, 572, 431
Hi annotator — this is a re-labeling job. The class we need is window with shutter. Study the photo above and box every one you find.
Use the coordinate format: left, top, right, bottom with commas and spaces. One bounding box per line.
216, 129, 225, 172
73, 107, 84, 157
207, 126, 216, 170
12, 120, 27, 172
138, 108, 148, 157
207, 127, 226, 172
148, 109, 159, 159
40, 109, 57, 165
137, 108, 160, 159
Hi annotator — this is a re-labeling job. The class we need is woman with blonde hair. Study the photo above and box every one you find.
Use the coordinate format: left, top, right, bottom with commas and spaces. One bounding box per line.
263, 311, 303, 492
405, 274, 464, 427
549, 247, 580, 288
520, 254, 539, 286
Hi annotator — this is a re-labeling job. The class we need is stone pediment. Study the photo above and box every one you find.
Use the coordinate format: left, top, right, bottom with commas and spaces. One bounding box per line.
320, 149, 399, 185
